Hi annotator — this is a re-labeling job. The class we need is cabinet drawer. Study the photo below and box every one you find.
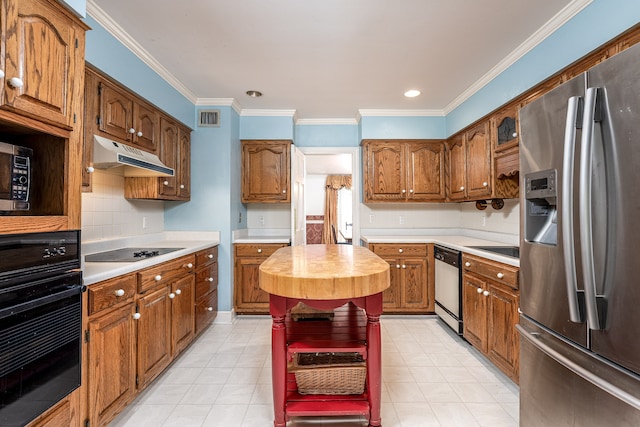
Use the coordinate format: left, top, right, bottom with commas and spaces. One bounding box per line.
195, 263, 218, 299
234, 243, 287, 257
196, 246, 218, 268
195, 290, 218, 335
369, 243, 428, 257
462, 254, 518, 289
137, 254, 195, 293
88, 274, 136, 315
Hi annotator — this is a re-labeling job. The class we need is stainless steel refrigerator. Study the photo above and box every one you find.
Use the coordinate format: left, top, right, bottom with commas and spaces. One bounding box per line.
518, 41, 640, 426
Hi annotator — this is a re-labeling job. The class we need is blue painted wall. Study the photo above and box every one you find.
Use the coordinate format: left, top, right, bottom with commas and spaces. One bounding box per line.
360, 116, 446, 140
239, 116, 294, 140
295, 124, 359, 147
61, 0, 85, 17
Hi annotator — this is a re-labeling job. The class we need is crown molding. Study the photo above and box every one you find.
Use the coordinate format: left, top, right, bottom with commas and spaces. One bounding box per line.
195, 98, 242, 115
358, 109, 445, 117
86, 0, 198, 104
296, 118, 358, 125
240, 109, 297, 118
443, 0, 592, 114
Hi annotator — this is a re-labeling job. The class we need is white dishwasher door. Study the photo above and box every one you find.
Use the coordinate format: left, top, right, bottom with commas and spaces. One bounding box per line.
434, 247, 462, 334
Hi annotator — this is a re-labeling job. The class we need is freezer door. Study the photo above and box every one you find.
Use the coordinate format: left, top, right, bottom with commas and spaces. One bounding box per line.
518, 316, 640, 426
519, 75, 587, 347
582, 43, 640, 376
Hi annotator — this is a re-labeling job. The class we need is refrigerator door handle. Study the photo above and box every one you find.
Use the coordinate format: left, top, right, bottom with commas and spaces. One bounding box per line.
517, 324, 640, 411
562, 95, 583, 323
579, 86, 601, 330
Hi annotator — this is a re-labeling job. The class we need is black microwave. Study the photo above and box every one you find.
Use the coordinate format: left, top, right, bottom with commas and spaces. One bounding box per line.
0, 141, 32, 211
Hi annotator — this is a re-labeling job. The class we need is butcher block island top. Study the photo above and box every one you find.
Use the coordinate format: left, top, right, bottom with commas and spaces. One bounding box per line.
259, 244, 390, 299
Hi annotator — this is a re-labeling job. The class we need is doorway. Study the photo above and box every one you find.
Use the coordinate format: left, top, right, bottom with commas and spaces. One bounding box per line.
300, 147, 360, 245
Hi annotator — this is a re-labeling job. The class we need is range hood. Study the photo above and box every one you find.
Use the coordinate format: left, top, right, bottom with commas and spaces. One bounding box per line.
92, 135, 174, 177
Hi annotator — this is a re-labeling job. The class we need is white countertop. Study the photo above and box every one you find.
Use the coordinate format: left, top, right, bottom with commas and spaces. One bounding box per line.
232, 228, 290, 244
361, 234, 519, 267
82, 231, 220, 286
232, 235, 291, 244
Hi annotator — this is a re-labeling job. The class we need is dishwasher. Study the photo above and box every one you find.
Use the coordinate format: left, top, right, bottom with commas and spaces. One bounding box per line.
434, 245, 462, 334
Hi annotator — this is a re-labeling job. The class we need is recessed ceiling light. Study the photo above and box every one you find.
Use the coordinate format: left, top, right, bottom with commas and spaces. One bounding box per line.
246, 90, 263, 97
404, 89, 421, 98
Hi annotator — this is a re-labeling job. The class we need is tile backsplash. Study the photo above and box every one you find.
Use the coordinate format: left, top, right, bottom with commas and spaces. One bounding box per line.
81, 170, 164, 242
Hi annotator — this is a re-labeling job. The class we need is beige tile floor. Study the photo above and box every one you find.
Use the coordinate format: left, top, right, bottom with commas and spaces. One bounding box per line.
109, 316, 519, 427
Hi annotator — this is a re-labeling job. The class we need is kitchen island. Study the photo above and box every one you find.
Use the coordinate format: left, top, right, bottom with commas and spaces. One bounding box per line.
260, 244, 389, 427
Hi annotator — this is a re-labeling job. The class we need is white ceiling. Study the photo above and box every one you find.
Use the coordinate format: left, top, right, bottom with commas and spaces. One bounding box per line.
88, 0, 585, 121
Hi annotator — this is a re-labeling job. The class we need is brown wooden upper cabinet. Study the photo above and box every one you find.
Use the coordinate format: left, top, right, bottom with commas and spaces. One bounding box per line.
241, 140, 291, 203
91, 70, 159, 154
491, 105, 520, 199
362, 140, 445, 203
447, 122, 491, 201
1, 0, 85, 128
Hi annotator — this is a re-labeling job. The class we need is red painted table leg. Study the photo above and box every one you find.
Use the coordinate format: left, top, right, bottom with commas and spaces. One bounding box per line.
270, 296, 287, 427
366, 295, 383, 427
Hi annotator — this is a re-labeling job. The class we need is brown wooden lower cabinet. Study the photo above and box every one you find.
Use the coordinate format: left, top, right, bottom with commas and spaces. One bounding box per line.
82, 245, 218, 427
462, 253, 520, 383
234, 243, 288, 314
26, 389, 80, 427
367, 243, 434, 314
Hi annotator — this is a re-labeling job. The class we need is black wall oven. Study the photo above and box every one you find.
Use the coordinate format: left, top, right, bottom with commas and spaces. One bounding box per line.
0, 230, 82, 427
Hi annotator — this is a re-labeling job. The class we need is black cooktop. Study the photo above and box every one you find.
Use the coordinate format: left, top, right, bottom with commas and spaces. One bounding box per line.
467, 245, 519, 259
85, 247, 184, 263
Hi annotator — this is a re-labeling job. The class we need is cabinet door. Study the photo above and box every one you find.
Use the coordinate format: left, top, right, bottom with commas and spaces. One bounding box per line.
234, 257, 270, 313
400, 257, 429, 309
465, 121, 492, 199
363, 141, 406, 202
462, 274, 488, 353
158, 117, 179, 197
137, 286, 172, 389
87, 303, 136, 427
407, 142, 445, 202
382, 259, 402, 310
171, 275, 195, 356
98, 81, 134, 142
132, 102, 158, 153
447, 135, 466, 201
487, 283, 519, 382
4, 0, 78, 126
241, 140, 291, 203
177, 127, 191, 199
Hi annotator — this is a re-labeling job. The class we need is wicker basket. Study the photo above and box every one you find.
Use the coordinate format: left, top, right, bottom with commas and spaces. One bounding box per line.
290, 352, 366, 395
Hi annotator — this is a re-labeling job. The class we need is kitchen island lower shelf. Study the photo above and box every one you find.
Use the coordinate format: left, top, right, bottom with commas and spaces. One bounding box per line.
270, 296, 383, 427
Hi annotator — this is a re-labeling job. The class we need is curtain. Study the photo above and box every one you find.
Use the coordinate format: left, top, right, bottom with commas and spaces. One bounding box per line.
322, 175, 352, 243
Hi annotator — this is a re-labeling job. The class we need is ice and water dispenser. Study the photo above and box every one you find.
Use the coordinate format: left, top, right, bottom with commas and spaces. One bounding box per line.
524, 169, 558, 245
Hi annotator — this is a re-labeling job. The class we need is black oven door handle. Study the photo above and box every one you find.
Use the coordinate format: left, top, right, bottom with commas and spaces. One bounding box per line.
0, 285, 81, 321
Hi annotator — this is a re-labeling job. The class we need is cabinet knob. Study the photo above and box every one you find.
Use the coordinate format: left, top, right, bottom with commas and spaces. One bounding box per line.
483, 290, 490, 297
163, 180, 169, 186
257, 248, 262, 253
169, 292, 176, 299
465, 262, 471, 267
282, 190, 286, 193
129, 128, 136, 134
512, 132, 518, 138
133, 312, 141, 320
175, 289, 182, 295
207, 254, 214, 259
7, 77, 23, 88
137, 131, 143, 137
180, 184, 185, 189
402, 264, 406, 269
409, 189, 414, 193
402, 189, 406, 193
207, 277, 214, 282
114, 289, 125, 297
396, 264, 400, 269
460, 186, 465, 191
206, 307, 213, 312
155, 275, 162, 281
186, 263, 193, 268
398, 248, 403, 253
86, 166, 95, 173
477, 287, 483, 294
483, 182, 488, 187
497, 272, 505, 279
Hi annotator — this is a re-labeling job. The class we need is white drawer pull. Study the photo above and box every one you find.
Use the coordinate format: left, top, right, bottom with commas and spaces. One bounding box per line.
398, 248, 403, 253
169, 293, 176, 299
114, 289, 125, 297
497, 272, 505, 279
133, 312, 141, 320
477, 287, 483, 294
155, 275, 162, 281
186, 263, 193, 268
257, 248, 262, 253
175, 289, 182, 295
483, 290, 490, 297
206, 307, 213, 312
207, 277, 214, 282
207, 254, 214, 259
465, 262, 471, 267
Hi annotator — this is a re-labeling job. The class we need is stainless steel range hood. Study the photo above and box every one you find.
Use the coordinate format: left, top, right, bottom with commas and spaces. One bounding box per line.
92, 135, 174, 177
